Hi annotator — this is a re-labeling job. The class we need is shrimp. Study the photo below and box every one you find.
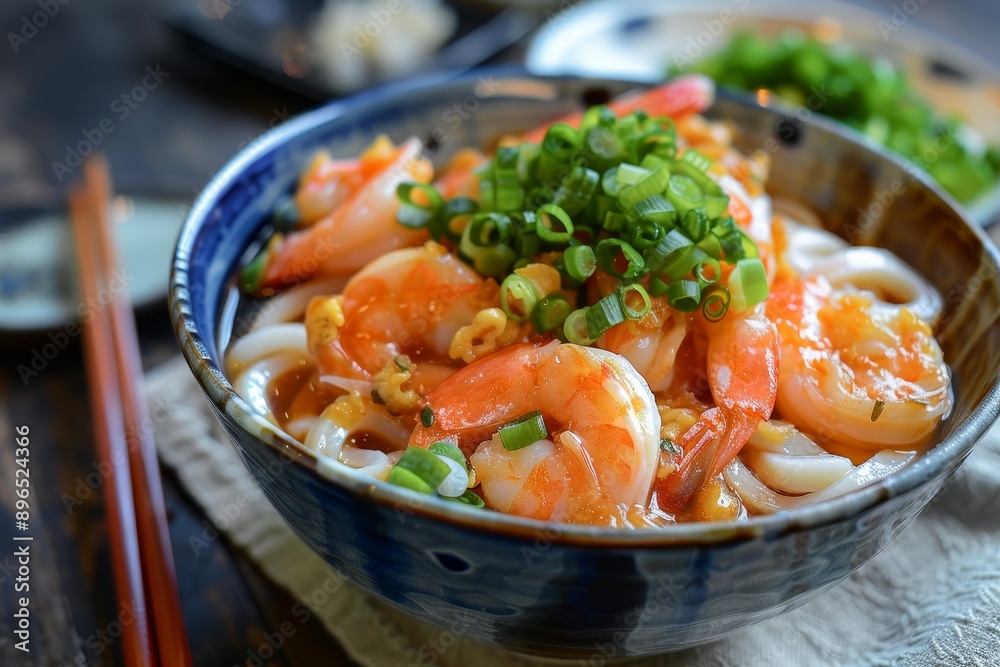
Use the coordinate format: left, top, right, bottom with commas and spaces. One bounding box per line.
768, 277, 952, 454
596, 299, 689, 393
656, 304, 779, 509
409, 342, 661, 526
261, 137, 433, 289
520, 75, 715, 144
310, 241, 496, 383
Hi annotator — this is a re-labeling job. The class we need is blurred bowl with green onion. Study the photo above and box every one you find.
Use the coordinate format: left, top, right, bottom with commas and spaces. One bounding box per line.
527, 0, 1000, 224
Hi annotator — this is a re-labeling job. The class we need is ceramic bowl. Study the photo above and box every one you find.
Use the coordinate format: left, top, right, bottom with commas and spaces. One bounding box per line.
169, 71, 1000, 659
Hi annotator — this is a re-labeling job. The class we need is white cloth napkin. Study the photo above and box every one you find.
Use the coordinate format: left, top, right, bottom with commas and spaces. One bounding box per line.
147, 357, 1000, 666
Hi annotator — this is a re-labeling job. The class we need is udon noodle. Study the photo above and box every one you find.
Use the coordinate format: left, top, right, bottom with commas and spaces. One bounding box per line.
226, 76, 952, 527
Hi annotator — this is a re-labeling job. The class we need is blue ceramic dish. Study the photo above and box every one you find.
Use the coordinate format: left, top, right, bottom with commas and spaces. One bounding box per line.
169, 71, 1000, 659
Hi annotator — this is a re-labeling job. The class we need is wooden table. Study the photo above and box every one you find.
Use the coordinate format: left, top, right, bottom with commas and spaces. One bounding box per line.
0, 1, 364, 662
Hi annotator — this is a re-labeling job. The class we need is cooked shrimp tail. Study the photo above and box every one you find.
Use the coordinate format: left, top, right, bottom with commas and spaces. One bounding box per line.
661, 305, 779, 506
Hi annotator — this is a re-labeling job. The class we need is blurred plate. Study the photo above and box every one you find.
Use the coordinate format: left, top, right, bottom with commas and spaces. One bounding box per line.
164, 0, 539, 100
0, 195, 187, 333
526, 0, 1000, 225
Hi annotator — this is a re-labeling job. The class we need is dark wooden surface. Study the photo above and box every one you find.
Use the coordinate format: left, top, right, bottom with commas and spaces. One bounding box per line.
2, 1, 1000, 665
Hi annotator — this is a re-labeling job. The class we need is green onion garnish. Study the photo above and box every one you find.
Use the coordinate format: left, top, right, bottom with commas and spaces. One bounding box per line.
728, 257, 769, 312
420, 407, 435, 428
536, 204, 574, 244
701, 285, 731, 322
386, 447, 451, 494
443, 489, 486, 508
532, 294, 572, 333
500, 274, 541, 323
468, 212, 512, 247
665, 174, 705, 215
563, 307, 596, 345
395, 183, 443, 229
619, 283, 652, 320
682, 149, 712, 173
667, 280, 702, 312
429, 441, 467, 471
241, 246, 270, 294
563, 244, 597, 282
586, 292, 626, 338
498, 410, 548, 451
595, 238, 645, 280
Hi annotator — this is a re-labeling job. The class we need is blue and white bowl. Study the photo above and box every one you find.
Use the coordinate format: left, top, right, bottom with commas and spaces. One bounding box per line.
169, 71, 1000, 659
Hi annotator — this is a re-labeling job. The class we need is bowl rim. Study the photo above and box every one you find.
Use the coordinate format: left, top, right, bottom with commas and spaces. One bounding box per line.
170, 69, 1000, 547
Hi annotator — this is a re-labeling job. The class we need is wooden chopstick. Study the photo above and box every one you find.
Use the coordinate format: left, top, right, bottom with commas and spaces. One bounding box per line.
71, 156, 192, 667
69, 187, 155, 667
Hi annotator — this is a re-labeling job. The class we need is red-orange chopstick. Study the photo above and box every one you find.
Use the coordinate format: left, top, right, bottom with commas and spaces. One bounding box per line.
69, 188, 155, 667
82, 157, 193, 667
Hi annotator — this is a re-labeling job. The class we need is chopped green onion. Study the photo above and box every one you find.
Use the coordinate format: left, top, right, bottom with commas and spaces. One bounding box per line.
563, 307, 596, 345
394, 357, 410, 372
667, 280, 702, 312
728, 257, 769, 312
602, 211, 629, 233
662, 242, 710, 282
678, 207, 710, 243
628, 218, 666, 250
500, 274, 540, 323
420, 407, 435, 428
644, 228, 692, 275
443, 489, 486, 508
539, 123, 581, 182
694, 256, 721, 287
241, 246, 270, 293
697, 231, 723, 260
516, 142, 539, 182
701, 285, 731, 322
532, 294, 572, 333
682, 149, 712, 172
619, 283, 652, 320
433, 197, 478, 244
552, 165, 600, 217
387, 447, 451, 494
498, 410, 548, 451
665, 174, 705, 215
468, 212, 512, 247
564, 245, 597, 282
595, 238, 646, 280
494, 146, 524, 212
395, 183, 443, 229
586, 292, 626, 337
628, 194, 676, 228
536, 204, 575, 244
460, 222, 515, 277
619, 164, 670, 210
429, 441, 469, 478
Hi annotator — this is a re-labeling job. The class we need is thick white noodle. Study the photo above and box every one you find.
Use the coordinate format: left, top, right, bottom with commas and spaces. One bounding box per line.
305, 412, 393, 481
318, 374, 376, 395
227, 323, 309, 375
803, 246, 943, 324
781, 218, 850, 275
741, 424, 854, 494
246, 278, 350, 331
724, 450, 916, 514
232, 352, 311, 426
